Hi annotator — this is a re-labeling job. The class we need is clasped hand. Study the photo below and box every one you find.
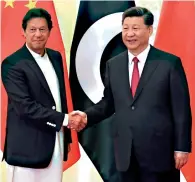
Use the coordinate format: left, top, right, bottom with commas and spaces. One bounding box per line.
67, 111, 87, 132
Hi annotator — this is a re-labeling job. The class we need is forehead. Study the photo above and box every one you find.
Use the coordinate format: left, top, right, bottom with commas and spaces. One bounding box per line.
123, 16, 145, 26
27, 17, 48, 27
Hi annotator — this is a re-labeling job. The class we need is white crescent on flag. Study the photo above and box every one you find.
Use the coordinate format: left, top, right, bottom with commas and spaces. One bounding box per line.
75, 12, 123, 104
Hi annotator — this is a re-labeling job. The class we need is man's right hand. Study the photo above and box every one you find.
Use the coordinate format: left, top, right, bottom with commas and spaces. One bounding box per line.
67, 111, 87, 132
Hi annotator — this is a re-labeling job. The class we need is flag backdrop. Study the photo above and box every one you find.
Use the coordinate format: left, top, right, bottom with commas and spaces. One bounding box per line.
1, 0, 195, 182
1, 0, 80, 172
69, 1, 135, 182
154, 1, 195, 182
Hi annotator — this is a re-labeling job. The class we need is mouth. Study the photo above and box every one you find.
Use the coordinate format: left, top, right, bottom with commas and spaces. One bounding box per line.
33, 40, 43, 43
127, 40, 137, 44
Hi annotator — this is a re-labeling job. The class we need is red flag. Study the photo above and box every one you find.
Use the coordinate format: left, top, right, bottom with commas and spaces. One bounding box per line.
154, 1, 195, 181
1, 0, 80, 170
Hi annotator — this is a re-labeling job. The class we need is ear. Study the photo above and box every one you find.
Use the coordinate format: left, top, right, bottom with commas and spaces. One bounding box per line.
149, 25, 153, 36
48, 30, 51, 37
22, 29, 26, 38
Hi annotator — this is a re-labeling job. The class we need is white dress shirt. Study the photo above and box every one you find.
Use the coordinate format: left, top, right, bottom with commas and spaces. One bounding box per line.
128, 44, 150, 86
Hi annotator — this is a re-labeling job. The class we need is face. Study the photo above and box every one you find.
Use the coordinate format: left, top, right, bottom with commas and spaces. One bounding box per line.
122, 16, 153, 55
23, 17, 50, 55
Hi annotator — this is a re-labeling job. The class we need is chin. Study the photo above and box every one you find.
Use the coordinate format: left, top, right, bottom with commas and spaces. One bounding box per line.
127, 46, 138, 50
34, 45, 44, 50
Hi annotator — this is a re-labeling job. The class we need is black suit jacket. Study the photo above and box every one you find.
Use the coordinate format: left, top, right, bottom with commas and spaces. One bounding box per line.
85, 46, 192, 172
1, 45, 71, 168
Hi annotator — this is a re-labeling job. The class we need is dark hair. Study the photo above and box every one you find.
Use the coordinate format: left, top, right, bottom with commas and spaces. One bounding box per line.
22, 8, 53, 31
122, 7, 154, 26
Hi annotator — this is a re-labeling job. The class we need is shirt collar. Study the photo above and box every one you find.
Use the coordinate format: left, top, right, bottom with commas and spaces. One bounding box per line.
128, 44, 151, 64
26, 43, 47, 59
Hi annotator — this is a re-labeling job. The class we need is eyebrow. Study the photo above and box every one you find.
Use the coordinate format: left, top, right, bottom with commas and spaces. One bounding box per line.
123, 24, 141, 27
29, 26, 47, 29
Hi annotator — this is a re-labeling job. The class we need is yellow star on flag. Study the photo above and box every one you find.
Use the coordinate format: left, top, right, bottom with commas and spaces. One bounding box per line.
4, 0, 15, 8
25, 0, 37, 9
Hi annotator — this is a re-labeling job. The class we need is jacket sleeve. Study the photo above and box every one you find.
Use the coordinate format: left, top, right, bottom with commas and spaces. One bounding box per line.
1, 59, 65, 132
85, 61, 115, 126
170, 57, 192, 152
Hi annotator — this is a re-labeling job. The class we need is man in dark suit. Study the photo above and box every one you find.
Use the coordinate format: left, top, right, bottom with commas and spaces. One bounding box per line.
73, 7, 192, 182
1, 8, 86, 182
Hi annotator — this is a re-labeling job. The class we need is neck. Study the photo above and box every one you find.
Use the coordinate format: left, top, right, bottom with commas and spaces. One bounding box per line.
129, 44, 149, 56
26, 44, 45, 57
34, 49, 45, 57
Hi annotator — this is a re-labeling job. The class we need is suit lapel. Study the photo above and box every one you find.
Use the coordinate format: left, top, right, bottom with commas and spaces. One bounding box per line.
131, 46, 160, 105
21, 45, 53, 99
118, 51, 133, 105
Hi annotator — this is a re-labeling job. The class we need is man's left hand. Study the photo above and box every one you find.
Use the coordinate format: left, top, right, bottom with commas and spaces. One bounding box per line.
174, 152, 189, 170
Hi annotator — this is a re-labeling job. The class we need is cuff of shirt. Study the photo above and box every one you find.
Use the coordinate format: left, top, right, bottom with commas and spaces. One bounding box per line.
63, 114, 69, 126
174, 151, 188, 153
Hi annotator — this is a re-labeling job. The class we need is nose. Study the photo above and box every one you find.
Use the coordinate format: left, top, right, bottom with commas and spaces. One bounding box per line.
126, 30, 135, 37
34, 29, 42, 37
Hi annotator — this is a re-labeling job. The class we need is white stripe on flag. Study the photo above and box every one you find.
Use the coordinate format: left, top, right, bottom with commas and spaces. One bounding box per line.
62, 143, 103, 182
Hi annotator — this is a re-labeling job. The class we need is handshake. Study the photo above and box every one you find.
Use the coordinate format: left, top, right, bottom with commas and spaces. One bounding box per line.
67, 111, 87, 132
